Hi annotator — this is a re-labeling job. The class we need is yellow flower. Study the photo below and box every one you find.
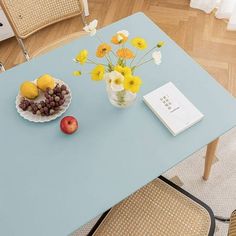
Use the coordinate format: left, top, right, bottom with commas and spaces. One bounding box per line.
91, 65, 105, 81
131, 37, 147, 50
116, 48, 135, 59
96, 43, 111, 58
73, 71, 82, 76
75, 49, 88, 64
114, 65, 132, 78
157, 41, 165, 48
124, 75, 142, 93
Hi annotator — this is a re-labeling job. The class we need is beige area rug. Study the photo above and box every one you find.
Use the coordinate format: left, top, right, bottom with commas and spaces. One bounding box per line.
72, 127, 236, 236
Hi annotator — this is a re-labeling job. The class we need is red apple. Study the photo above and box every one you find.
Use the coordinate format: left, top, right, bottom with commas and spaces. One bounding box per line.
60, 116, 78, 134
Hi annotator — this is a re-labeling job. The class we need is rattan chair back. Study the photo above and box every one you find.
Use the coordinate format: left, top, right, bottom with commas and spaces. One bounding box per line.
92, 177, 215, 236
228, 210, 236, 236
0, 0, 83, 39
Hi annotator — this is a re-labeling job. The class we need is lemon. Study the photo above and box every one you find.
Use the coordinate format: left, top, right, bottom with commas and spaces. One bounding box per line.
20, 81, 39, 99
37, 74, 55, 91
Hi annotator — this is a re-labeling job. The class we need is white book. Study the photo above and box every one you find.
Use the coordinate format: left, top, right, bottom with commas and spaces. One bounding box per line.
143, 82, 204, 136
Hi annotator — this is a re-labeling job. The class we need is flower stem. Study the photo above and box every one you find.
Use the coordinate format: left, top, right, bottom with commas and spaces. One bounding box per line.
121, 44, 127, 66
87, 59, 107, 66
117, 90, 126, 106
105, 54, 113, 67
107, 53, 113, 65
135, 58, 154, 68
111, 50, 118, 58
87, 58, 99, 65
134, 46, 156, 66
96, 31, 105, 43
130, 48, 138, 67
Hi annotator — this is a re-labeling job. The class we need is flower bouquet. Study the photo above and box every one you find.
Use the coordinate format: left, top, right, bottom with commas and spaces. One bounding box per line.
73, 20, 164, 108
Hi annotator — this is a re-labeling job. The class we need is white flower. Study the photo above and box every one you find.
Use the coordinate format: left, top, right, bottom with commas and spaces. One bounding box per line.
108, 71, 124, 92
152, 51, 162, 65
104, 73, 111, 85
117, 34, 124, 42
117, 30, 129, 37
83, 19, 98, 36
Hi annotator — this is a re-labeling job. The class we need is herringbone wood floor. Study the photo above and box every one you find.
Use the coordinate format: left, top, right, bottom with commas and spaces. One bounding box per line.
1, 0, 236, 95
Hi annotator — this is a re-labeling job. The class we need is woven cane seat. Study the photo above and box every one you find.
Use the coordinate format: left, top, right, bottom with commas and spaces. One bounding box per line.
228, 210, 236, 236
0, 0, 83, 39
93, 178, 213, 236
31, 31, 88, 57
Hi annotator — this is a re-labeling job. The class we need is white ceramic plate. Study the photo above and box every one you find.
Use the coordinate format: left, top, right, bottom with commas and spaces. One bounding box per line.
16, 79, 72, 123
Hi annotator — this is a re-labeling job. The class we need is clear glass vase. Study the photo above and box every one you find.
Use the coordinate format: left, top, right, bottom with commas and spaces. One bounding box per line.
106, 86, 137, 108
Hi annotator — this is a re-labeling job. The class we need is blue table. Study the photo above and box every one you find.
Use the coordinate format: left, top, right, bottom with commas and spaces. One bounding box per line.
1, 12, 236, 236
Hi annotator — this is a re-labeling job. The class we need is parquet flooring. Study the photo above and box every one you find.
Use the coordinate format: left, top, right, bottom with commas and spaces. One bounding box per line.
1, 0, 236, 95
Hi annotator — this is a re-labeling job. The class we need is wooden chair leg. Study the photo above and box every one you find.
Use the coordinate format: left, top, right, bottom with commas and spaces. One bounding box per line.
82, 0, 89, 16
0, 62, 5, 72
203, 138, 219, 181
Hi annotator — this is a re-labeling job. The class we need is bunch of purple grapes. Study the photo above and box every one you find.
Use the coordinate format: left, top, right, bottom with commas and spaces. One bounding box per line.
19, 84, 69, 116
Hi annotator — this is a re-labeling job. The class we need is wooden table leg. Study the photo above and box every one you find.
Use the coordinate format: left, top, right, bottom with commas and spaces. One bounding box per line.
203, 138, 219, 181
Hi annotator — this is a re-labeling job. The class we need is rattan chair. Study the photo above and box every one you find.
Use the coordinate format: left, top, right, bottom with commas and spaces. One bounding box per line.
228, 210, 236, 236
0, 0, 87, 61
88, 176, 215, 236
